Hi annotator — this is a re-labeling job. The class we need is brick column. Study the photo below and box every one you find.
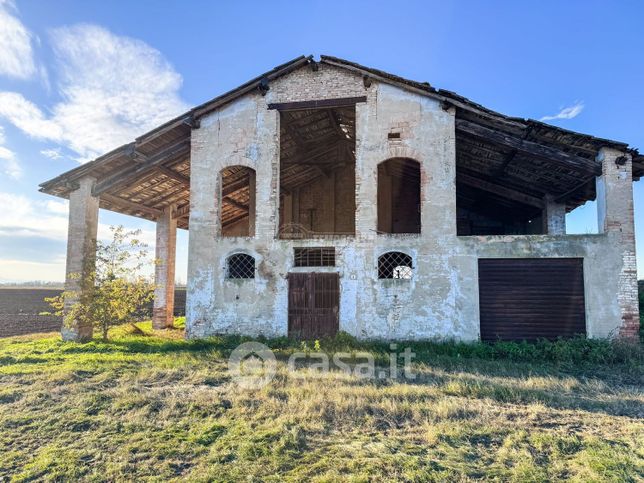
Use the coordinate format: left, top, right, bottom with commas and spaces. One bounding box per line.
596, 147, 639, 339
62, 177, 99, 342
542, 195, 566, 235
153, 206, 177, 329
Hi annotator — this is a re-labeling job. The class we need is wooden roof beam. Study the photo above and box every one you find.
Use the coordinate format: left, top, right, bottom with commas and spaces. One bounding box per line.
222, 175, 250, 197
456, 119, 599, 174
93, 139, 190, 196
282, 140, 346, 166
222, 212, 249, 227
100, 193, 163, 218
157, 166, 190, 187
173, 204, 190, 219
457, 172, 544, 208
223, 196, 249, 212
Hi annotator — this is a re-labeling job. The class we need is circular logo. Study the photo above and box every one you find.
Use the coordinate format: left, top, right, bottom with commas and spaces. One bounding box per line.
228, 342, 276, 389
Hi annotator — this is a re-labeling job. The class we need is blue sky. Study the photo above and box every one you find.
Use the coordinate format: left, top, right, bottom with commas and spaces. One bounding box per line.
0, 0, 642, 282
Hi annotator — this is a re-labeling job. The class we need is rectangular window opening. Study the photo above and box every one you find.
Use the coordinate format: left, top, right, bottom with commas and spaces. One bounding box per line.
294, 247, 336, 267
278, 103, 356, 239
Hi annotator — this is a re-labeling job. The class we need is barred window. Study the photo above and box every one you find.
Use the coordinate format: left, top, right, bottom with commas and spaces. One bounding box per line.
226, 253, 255, 279
378, 251, 413, 279
294, 247, 335, 267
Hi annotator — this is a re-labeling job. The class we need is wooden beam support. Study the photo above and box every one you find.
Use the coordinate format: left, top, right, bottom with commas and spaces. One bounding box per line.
268, 96, 367, 111
222, 175, 250, 197
554, 178, 594, 203
157, 166, 190, 187
100, 193, 163, 217
222, 212, 249, 227
173, 204, 190, 219
144, 185, 186, 206
223, 196, 249, 212
93, 139, 190, 196
494, 149, 518, 176
282, 140, 346, 166
456, 119, 599, 174
457, 172, 544, 208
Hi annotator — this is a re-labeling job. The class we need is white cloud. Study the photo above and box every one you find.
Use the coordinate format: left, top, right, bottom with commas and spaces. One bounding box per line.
0, 146, 21, 179
0, 126, 22, 179
0, 258, 66, 283
0, 0, 37, 79
0, 191, 155, 243
539, 101, 584, 122
0, 192, 68, 240
0, 24, 189, 162
0, 92, 63, 140
0, 191, 157, 281
40, 148, 63, 160
44, 199, 68, 215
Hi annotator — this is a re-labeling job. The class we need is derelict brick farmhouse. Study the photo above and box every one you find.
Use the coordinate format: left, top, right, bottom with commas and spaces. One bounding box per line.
40, 56, 642, 342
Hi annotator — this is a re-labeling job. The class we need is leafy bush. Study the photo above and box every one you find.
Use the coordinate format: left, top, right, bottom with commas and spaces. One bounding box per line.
44, 226, 154, 340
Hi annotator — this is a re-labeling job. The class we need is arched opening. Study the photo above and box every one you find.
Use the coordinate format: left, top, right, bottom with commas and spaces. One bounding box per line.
226, 253, 256, 279
378, 251, 413, 279
377, 158, 421, 234
220, 166, 256, 237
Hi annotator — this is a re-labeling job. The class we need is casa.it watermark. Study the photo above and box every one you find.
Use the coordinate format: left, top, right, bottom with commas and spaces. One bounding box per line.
228, 342, 416, 389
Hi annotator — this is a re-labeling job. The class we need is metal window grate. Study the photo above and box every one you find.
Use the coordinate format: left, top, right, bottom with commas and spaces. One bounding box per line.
378, 251, 413, 279
294, 247, 336, 267
227, 253, 255, 279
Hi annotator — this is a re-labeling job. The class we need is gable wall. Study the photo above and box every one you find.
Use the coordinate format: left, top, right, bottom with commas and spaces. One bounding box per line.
186, 63, 627, 340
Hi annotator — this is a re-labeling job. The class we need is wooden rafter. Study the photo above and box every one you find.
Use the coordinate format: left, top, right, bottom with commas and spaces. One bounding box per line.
457, 172, 544, 208
93, 139, 190, 196
101, 193, 163, 218
223, 196, 249, 212
456, 119, 599, 175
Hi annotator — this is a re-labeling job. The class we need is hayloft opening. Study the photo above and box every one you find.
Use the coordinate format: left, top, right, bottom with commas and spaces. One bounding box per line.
277, 103, 356, 238
377, 158, 421, 234
220, 166, 256, 237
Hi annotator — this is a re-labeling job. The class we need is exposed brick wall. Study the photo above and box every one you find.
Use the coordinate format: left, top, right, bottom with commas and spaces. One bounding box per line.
597, 147, 640, 339
269, 64, 366, 103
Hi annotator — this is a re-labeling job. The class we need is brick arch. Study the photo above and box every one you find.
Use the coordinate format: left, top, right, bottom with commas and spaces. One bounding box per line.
385, 146, 423, 163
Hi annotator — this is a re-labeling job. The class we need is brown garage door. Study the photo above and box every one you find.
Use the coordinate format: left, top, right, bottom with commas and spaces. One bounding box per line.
478, 258, 586, 341
288, 273, 339, 339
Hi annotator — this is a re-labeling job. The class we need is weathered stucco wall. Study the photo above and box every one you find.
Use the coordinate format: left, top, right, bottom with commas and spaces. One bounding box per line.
185, 63, 637, 340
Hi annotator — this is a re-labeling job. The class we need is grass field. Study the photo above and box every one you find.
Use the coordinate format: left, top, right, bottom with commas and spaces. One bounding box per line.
0, 320, 642, 482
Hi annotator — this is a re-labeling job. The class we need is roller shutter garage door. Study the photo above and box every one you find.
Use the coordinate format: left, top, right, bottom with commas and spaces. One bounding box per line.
478, 258, 586, 341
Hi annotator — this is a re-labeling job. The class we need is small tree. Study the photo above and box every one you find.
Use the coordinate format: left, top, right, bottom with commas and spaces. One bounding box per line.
46, 226, 155, 340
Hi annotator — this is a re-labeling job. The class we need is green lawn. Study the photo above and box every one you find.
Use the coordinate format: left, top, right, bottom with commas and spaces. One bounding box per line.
0, 321, 642, 482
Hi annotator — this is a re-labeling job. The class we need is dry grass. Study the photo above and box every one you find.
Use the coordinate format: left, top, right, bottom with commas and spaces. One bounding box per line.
0, 321, 642, 481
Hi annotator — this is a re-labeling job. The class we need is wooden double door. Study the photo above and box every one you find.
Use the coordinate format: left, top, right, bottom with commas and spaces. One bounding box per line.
288, 273, 339, 339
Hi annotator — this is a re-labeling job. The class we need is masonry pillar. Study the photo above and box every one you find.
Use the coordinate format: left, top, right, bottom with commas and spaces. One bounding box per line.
153, 206, 177, 329
542, 195, 566, 235
596, 147, 639, 338
62, 177, 99, 342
